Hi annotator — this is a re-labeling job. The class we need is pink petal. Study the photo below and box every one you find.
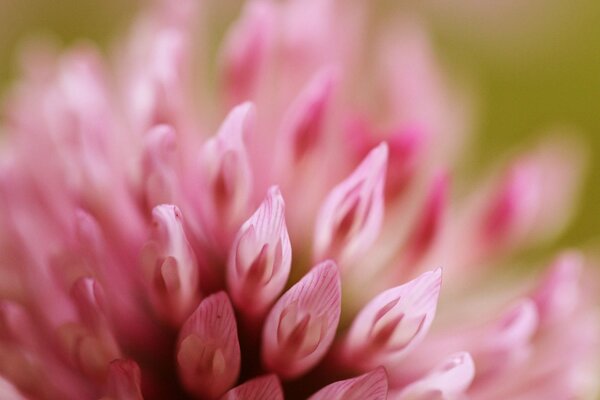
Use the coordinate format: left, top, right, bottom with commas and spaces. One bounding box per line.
227, 186, 292, 317
395, 352, 475, 400
281, 67, 338, 162
531, 251, 582, 327
177, 292, 241, 399
309, 367, 388, 400
201, 102, 255, 227
313, 143, 388, 266
403, 172, 449, 265
142, 124, 178, 207
105, 359, 144, 400
472, 299, 538, 384
220, 374, 283, 400
343, 268, 442, 369
142, 204, 199, 324
219, 1, 276, 105
70, 277, 108, 332
0, 376, 26, 400
262, 260, 341, 379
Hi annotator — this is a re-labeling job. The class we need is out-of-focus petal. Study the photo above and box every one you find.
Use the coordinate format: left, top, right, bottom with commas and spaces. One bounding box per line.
105, 359, 144, 400
262, 260, 341, 379
177, 292, 240, 399
393, 352, 475, 400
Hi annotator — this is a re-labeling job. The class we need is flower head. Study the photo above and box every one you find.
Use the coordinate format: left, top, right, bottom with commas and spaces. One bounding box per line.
0, 0, 597, 399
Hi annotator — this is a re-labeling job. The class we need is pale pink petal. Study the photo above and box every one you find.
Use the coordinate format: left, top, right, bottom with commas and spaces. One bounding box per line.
219, 0, 276, 105
201, 102, 255, 228
177, 292, 241, 399
531, 251, 582, 327
220, 374, 283, 400
343, 268, 442, 369
142, 124, 179, 207
105, 359, 144, 400
313, 143, 388, 266
280, 67, 338, 162
403, 172, 449, 265
472, 299, 538, 385
262, 260, 341, 379
309, 367, 388, 400
142, 204, 199, 324
227, 186, 292, 317
70, 277, 108, 332
394, 352, 475, 400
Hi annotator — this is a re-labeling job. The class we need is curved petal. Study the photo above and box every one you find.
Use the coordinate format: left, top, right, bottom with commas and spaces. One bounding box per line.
227, 186, 292, 317
395, 352, 474, 400
313, 143, 388, 266
105, 359, 144, 400
343, 268, 442, 369
142, 204, 199, 324
220, 374, 283, 400
177, 292, 241, 399
309, 367, 388, 400
262, 260, 341, 379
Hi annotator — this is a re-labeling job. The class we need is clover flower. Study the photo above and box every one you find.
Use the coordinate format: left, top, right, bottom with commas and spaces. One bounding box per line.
0, 1, 597, 399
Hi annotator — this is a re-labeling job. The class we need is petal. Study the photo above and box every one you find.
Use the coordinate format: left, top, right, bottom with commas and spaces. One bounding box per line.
201, 102, 255, 226
143, 205, 199, 324
220, 374, 283, 400
281, 67, 338, 162
403, 172, 448, 265
313, 143, 388, 266
227, 186, 292, 317
70, 277, 108, 332
177, 292, 241, 399
343, 268, 442, 369
262, 260, 341, 379
473, 299, 538, 384
309, 367, 388, 400
142, 124, 178, 207
219, 0, 276, 105
531, 251, 582, 327
395, 352, 475, 400
105, 359, 144, 400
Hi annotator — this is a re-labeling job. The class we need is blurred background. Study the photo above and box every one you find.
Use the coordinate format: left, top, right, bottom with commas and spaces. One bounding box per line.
0, 0, 598, 255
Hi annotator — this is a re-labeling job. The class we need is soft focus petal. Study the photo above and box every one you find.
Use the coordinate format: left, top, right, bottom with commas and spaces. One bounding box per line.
105, 359, 144, 400
262, 260, 341, 379
393, 352, 475, 400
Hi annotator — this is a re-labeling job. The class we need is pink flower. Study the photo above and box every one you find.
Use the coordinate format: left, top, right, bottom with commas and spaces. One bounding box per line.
0, 1, 597, 399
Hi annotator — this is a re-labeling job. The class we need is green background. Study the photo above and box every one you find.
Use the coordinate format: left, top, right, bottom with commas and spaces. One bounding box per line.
1, 0, 598, 255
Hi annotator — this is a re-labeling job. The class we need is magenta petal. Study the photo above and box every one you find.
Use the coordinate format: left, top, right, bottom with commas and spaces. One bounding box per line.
177, 292, 241, 399
395, 352, 475, 400
220, 374, 283, 400
313, 143, 388, 266
343, 268, 442, 369
106, 359, 144, 400
262, 260, 341, 379
142, 204, 199, 324
227, 186, 292, 317
308, 367, 388, 400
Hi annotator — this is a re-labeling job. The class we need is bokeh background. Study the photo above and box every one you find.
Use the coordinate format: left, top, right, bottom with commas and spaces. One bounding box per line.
1, 0, 598, 258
